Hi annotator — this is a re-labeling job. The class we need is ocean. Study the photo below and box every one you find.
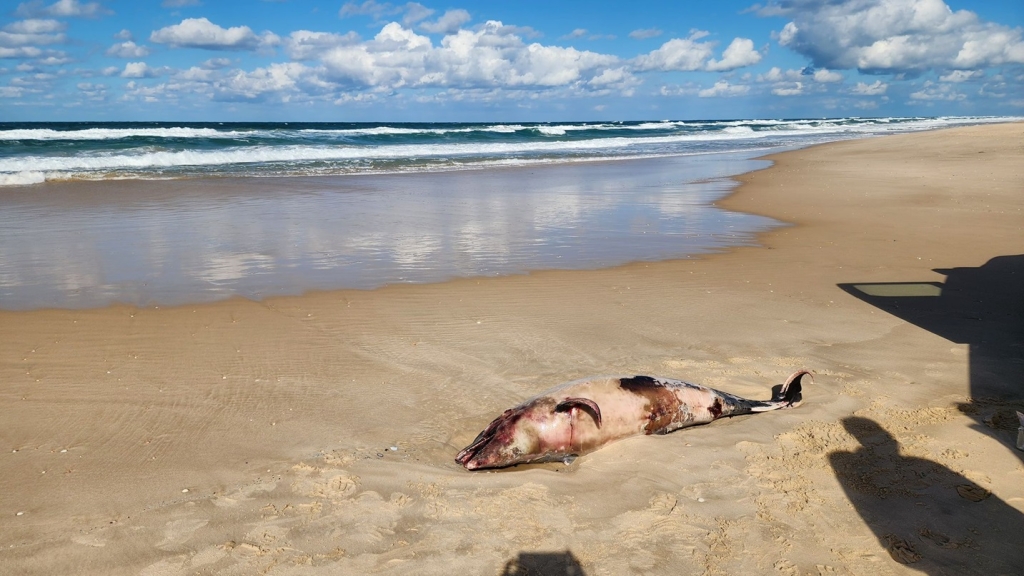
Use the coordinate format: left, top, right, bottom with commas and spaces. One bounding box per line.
0, 116, 1017, 309
0, 116, 1016, 185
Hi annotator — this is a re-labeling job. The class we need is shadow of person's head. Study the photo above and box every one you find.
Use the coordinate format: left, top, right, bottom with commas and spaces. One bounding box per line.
842, 416, 898, 456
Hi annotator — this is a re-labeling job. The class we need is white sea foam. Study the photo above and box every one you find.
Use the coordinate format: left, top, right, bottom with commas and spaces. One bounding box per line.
0, 127, 252, 140
1, 116, 1018, 184
0, 171, 45, 185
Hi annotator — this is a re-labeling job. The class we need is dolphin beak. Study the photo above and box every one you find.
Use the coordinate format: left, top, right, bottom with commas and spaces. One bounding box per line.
456, 408, 521, 470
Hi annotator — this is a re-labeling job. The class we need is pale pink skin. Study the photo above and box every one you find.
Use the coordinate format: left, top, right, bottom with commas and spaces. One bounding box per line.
456, 371, 808, 470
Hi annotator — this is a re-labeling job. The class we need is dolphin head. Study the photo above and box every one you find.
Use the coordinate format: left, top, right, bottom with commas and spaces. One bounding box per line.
456, 397, 602, 470
455, 406, 542, 470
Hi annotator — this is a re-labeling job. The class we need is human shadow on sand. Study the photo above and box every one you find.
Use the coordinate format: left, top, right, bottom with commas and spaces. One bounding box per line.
829, 416, 1023, 574
839, 254, 1024, 459
501, 550, 586, 576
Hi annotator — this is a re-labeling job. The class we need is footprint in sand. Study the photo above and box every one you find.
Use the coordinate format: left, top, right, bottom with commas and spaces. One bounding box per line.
883, 534, 921, 564
71, 532, 107, 548
156, 517, 209, 551
955, 483, 991, 502
291, 469, 359, 502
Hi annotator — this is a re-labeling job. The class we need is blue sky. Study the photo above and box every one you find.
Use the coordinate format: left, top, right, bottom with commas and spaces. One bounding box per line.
1, 0, 1022, 121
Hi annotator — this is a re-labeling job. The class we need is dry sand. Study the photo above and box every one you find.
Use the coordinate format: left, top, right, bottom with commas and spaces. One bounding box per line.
2, 122, 1022, 575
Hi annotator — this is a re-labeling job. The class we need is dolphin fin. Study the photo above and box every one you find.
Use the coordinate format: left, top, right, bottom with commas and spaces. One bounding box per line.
556, 397, 602, 428
770, 370, 810, 406
748, 370, 811, 412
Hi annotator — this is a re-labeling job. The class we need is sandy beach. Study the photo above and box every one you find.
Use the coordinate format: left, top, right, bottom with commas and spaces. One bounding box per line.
2, 122, 1022, 575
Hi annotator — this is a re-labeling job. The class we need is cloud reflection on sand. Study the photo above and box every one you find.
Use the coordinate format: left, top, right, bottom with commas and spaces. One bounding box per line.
0, 153, 778, 310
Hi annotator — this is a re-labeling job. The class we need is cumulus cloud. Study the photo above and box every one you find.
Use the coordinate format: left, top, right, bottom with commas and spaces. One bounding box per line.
629, 28, 663, 40
121, 61, 160, 78
939, 69, 984, 83
768, 0, 1024, 73
339, 0, 435, 26
851, 80, 888, 95
339, 0, 391, 17
564, 28, 588, 40
15, 0, 107, 18
284, 30, 360, 60
633, 31, 714, 71
317, 21, 626, 91
216, 62, 310, 100
812, 68, 842, 83
706, 37, 762, 71
635, 32, 762, 72
106, 40, 150, 58
698, 80, 749, 97
162, 0, 201, 6
418, 9, 471, 35
757, 66, 801, 83
150, 17, 280, 51
0, 19, 67, 47
910, 81, 965, 101
772, 81, 804, 96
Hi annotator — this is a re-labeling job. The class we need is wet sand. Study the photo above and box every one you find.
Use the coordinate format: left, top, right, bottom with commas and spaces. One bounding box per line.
2, 122, 1022, 575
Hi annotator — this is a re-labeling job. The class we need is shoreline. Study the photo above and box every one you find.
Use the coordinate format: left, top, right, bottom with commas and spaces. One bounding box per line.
2, 122, 1022, 575
0, 150, 777, 311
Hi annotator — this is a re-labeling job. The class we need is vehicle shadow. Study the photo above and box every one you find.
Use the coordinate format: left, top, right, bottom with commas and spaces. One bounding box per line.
829, 416, 1023, 574
838, 254, 1024, 459
500, 550, 586, 576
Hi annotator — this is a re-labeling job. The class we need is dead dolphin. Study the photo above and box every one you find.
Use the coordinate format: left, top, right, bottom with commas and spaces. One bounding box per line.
456, 370, 810, 470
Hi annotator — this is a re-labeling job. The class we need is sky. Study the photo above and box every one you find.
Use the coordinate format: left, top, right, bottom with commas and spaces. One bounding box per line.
1, 0, 1022, 121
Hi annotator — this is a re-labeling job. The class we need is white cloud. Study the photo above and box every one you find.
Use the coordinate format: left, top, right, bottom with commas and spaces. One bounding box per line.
216, 62, 309, 100
633, 31, 714, 71
772, 81, 804, 96
658, 83, 699, 97
812, 68, 842, 83
150, 18, 280, 51
162, 0, 201, 7
698, 80, 749, 97
76, 81, 106, 99
201, 57, 233, 69
419, 9, 471, 35
317, 21, 625, 91
770, 0, 1024, 73
757, 66, 801, 82
629, 28, 663, 40
706, 37, 762, 71
339, 0, 435, 26
909, 81, 965, 101
0, 19, 67, 47
106, 41, 150, 58
851, 80, 887, 95
340, 1, 394, 18
402, 3, 435, 26
564, 28, 587, 40
635, 32, 761, 72
15, 0, 107, 18
939, 69, 984, 83
285, 30, 361, 60
0, 46, 43, 58
114, 29, 133, 40
121, 61, 155, 78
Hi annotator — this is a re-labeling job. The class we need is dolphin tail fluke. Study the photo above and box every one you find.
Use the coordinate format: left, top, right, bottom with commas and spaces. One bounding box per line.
749, 370, 810, 412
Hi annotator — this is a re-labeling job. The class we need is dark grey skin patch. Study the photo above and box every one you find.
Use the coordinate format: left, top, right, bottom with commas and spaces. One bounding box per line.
619, 376, 685, 434
709, 398, 723, 419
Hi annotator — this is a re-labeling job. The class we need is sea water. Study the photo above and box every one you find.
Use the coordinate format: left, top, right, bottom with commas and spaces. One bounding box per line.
0, 117, 1018, 309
